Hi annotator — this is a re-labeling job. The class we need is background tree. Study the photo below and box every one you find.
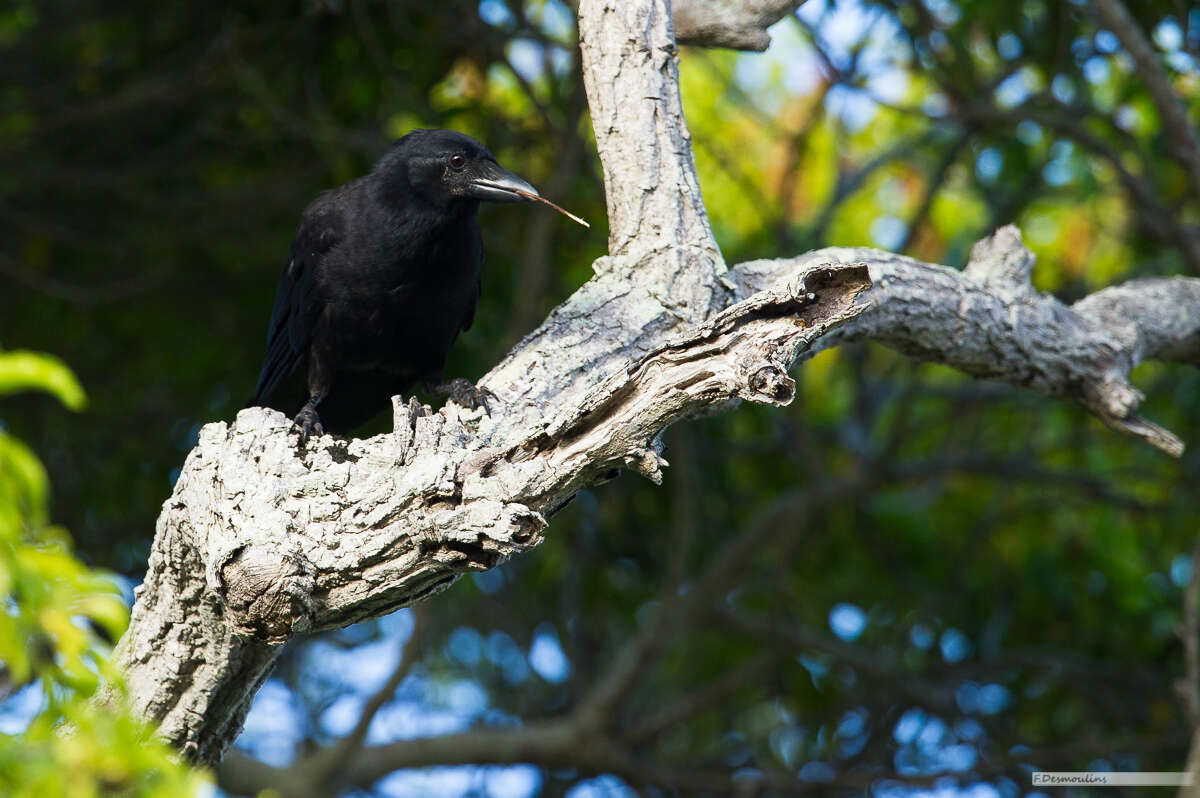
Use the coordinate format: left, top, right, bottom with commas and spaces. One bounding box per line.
1, 0, 1198, 796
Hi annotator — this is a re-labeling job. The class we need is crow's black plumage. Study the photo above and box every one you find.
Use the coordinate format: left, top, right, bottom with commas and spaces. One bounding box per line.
251, 129, 541, 440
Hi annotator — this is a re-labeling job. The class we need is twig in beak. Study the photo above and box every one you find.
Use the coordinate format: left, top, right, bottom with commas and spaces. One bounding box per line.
514, 189, 590, 228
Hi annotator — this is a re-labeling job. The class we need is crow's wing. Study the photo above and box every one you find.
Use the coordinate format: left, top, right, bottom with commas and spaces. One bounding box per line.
458, 225, 484, 334
251, 194, 344, 406
459, 273, 481, 333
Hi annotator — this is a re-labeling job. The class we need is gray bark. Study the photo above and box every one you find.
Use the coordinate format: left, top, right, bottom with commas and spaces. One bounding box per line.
112, 0, 1200, 767
672, 0, 807, 51
739, 227, 1200, 456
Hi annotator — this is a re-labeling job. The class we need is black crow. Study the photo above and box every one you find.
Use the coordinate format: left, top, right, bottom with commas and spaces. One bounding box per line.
251, 129, 567, 441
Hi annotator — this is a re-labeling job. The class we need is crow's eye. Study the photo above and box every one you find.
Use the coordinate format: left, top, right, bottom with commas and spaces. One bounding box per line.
449, 154, 467, 170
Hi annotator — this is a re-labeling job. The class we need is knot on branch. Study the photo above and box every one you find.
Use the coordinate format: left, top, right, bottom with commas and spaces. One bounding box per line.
1081, 374, 1144, 420
625, 443, 669, 484
208, 545, 316, 643
963, 225, 1036, 301
744, 364, 795, 404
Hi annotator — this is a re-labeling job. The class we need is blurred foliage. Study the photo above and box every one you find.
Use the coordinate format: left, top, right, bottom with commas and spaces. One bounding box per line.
0, 349, 206, 796
1, 0, 1198, 795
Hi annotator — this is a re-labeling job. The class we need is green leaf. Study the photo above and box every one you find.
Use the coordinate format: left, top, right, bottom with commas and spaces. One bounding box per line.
0, 431, 51, 532
0, 349, 87, 411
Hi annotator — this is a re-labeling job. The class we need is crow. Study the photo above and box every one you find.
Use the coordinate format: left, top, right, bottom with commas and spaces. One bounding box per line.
251, 129, 553, 441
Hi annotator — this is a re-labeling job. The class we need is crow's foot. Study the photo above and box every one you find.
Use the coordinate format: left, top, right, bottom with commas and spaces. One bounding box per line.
423, 377, 497, 412
293, 406, 325, 444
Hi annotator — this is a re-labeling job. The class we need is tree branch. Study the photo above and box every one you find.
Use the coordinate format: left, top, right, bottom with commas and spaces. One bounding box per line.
733, 226, 1200, 455
217, 475, 867, 797
114, 260, 870, 764
672, 0, 806, 51
578, 0, 721, 265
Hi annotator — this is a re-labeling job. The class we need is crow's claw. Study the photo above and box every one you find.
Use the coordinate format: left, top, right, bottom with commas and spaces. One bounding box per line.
293, 406, 325, 444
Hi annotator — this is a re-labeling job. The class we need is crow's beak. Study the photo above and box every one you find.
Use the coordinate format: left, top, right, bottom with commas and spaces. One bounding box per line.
465, 161, 539, 203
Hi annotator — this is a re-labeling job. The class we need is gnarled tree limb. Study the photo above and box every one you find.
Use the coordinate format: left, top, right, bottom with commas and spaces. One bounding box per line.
113, 0, 1200, 769
115, 260, 871, 764
734, 226, 1200, 456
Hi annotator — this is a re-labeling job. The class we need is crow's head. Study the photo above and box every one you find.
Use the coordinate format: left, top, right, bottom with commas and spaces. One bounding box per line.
379, 129, 539, 210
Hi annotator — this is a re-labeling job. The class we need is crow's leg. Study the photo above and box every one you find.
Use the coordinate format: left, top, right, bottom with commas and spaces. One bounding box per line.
295, 345, 332, 443
421, 376, 497, 412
